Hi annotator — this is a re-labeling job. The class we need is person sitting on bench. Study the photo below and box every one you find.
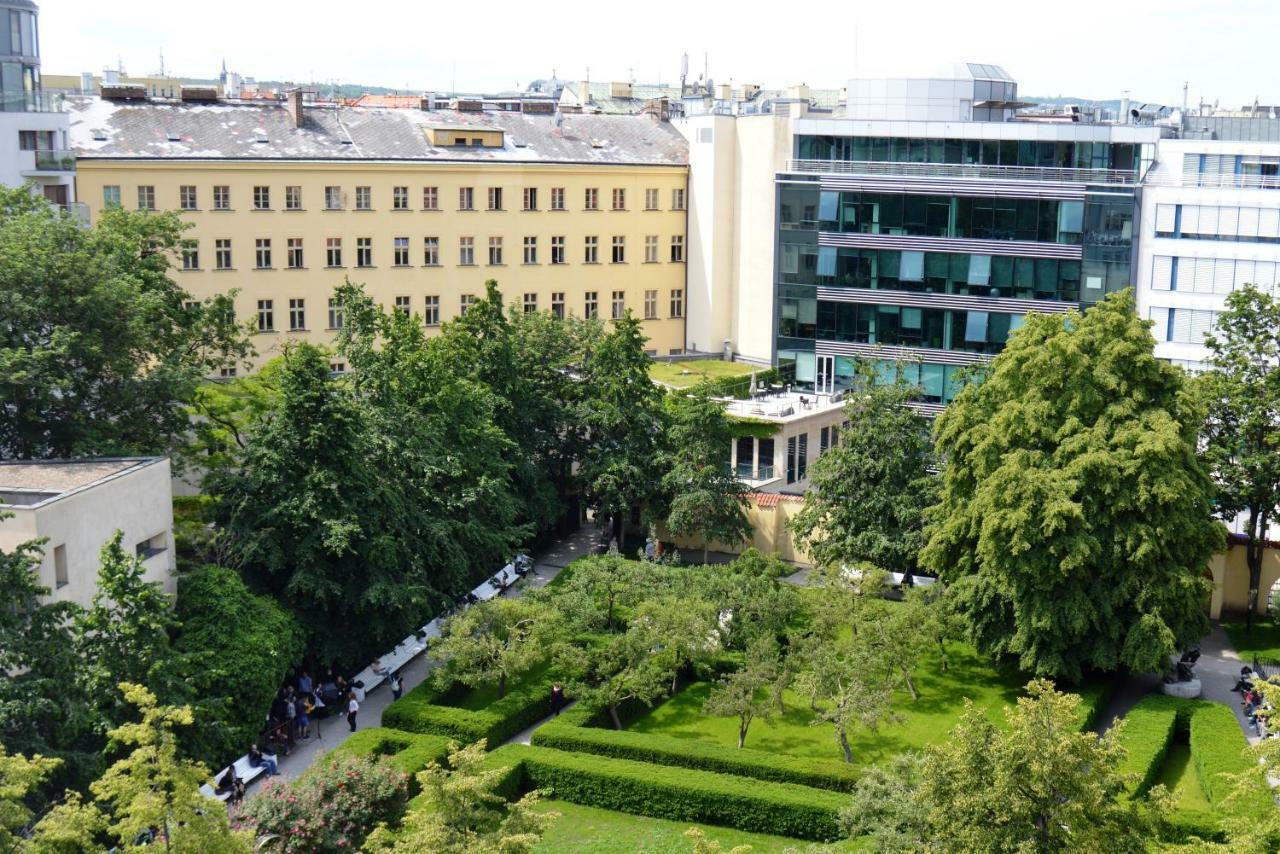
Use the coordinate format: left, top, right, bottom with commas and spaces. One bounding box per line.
216, 768, 245, 804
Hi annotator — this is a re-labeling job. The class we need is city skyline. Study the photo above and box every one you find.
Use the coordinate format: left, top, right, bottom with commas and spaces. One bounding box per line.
41, 0, 1278, 109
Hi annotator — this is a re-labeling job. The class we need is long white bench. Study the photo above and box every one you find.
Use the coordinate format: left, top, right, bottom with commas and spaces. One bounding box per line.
199, 754, 267, 802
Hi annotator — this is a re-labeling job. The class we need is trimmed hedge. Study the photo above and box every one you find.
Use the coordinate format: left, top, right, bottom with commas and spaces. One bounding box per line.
531, 714, 860, 792
333, 727, 453, 777
1073, 676, 1119, 732
1188, 702, 1271, 816
381, 678, 551, 746
692, 367, 780, 400
484, 743, 846, 841
1114, 694, 1185, 797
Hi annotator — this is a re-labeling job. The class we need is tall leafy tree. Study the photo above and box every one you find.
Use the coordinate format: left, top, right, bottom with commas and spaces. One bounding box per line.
0, 745, 60, 850
661, 390, 752, 564
922, 290, 1224, 681
789, 380, 937, 576
1199, 284, 1280, 629
0, 186, 248, 459
334, 281, 524, 595
211, 342, 432, 665
432, 280, 599, 536
74, 532, 182, 735
431, 598, 557, 700
577, 312, 667, 551
0, 532, 99, 797
702, 635, 781, 748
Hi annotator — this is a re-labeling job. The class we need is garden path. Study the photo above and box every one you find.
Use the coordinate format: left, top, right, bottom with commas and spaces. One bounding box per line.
273, 522, 602, 782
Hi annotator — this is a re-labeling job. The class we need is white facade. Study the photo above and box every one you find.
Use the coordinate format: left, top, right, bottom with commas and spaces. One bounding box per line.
0, 458, 176, 609
1136, 138, 1280, 371
845, 63, 1019, 123
0, 107, 75, 204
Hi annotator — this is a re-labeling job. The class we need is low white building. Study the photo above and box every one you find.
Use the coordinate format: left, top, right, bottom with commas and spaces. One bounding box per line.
0, 457, 176, 609
723, 389, 849, 493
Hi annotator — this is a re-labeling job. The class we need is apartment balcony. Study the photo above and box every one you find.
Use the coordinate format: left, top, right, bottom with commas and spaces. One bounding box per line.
785, 159, 1137, 186
19, 149, 75, 176
0, 92, 66, 113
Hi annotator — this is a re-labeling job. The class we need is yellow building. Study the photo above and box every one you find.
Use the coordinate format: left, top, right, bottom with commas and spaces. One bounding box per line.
69, 93, 690, 371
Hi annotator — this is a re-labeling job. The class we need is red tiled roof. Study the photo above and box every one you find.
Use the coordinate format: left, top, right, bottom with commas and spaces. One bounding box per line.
349, 94, 423, 109
750, 492, 804, 508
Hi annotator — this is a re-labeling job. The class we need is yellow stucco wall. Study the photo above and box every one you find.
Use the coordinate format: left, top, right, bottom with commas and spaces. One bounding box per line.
1210, 540, 1280, 619
665, 493, 814, 565
75, 160, 689, 369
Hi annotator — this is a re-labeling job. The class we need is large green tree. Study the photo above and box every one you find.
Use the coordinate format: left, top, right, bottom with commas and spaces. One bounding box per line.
577, 312, 667, 551
432, 280, 600, 537
922, 290, 1223, 680
790, 380, 937, 576
0, 186, 248, 459
431, 598, 557, 700
661, 390, 752, 564
1199, 284, 1280, 628
210, 342, 432, 665
841, 680, 1165, 852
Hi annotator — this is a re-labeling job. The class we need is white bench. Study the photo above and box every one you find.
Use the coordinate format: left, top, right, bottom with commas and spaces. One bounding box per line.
200, 754, 267, 801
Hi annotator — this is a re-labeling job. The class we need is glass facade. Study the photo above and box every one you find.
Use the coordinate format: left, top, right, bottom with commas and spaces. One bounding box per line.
0, 5, 38, 113
774, 150, 1138, 403
795, 135, 1137, 173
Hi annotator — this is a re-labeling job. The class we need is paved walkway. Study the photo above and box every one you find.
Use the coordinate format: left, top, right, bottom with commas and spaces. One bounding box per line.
273, 522, 602, 782
1095, 623, 1254, 741
506, 700, 579, 746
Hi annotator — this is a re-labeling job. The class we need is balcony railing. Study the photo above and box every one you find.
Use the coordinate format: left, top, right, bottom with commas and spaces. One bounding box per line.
0, 91, 66, 113
785, 159, 1138, 186
32, 149, 76, 172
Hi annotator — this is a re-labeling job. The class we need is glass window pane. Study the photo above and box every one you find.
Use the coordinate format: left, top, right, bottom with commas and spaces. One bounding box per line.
818, 191, 839, 222
965, 311, 989, 342
817, 246, 836, 277
967, 254, 992, 285
899, 250, 924, 282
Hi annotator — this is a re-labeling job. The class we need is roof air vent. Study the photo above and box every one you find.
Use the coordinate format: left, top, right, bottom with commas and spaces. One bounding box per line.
166, 132, 180, 142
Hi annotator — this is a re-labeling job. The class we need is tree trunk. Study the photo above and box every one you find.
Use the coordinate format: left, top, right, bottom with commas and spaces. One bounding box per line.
608, 704, 623, 731
937, 638, 949, 672
738, 715, 751, 749
1246, 507, 1264, 631
901, 667, 918, 701
702, 534, 710, 566
498, 672, 507, 700
837, 726, 853, 763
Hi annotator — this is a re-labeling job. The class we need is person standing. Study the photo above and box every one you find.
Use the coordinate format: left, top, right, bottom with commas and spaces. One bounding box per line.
550, 683, 565, 716
389, 673, 404, 701
347, 691, 359, 732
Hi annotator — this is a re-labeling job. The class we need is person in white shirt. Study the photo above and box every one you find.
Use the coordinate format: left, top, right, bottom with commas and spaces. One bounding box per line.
347, 692, 359, 732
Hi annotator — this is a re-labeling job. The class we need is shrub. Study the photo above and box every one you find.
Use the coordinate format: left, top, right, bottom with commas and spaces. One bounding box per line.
692, 368, 780, 400
485, 743, 846, 841
1113, 695, 1183, 797
531, 717, 859, 792
1188, 702, 1270, 815
381, 678, 551, 746
240, 751, 409, 852
173, 565, 305, 768
332, 727, 453, 779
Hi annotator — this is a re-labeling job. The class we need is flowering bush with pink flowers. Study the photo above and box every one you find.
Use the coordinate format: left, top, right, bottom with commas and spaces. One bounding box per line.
238, 752, 409, 852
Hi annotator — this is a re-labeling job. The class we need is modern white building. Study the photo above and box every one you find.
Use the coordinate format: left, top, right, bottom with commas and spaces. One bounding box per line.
0, 458, 176, 609
0, 0, 76, 207
1136, 121, 1280, 371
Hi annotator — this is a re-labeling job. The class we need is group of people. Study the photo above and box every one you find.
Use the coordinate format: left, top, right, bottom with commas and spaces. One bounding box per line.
1233, 665, 1275, 735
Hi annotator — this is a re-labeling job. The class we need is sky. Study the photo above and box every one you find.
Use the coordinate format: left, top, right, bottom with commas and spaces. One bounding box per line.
38, 0, 1276, 109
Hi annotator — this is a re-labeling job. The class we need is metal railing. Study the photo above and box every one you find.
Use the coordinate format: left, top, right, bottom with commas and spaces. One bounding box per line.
785, 159, 1138, 185
0, 91, 66, 113
1142, 174, 1280, 191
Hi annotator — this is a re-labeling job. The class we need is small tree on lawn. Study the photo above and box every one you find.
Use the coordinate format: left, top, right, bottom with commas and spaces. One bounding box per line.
661, 390, 753, 564
636, 594, 720, 694
794, 639, 898, 763
702, 635, 781, 748
789, 380, 937, 578
365, 741, 558, 854
558, 554, 647, 632
431, 598, 556, 700
565, 623, 673, 730
1199, 284, 1280, 630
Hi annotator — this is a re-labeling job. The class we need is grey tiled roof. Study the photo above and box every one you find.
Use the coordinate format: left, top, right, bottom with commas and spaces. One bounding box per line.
68, 97, 689, 166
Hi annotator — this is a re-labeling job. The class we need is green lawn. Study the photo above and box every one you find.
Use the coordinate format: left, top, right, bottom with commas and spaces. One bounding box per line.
629, 641, 1024, 769
534, 799, 860, 852
649, 360, 757, 389
1154, 741, 1212, 813
1222, 618, 1280, 666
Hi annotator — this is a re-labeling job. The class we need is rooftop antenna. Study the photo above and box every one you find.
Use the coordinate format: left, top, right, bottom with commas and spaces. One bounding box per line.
158, 49, 165, 77
680, 52, 688, 95
1181, 81, 1188, 114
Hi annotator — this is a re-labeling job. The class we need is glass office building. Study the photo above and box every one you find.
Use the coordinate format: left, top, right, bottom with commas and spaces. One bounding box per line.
772, 67, 1157, 408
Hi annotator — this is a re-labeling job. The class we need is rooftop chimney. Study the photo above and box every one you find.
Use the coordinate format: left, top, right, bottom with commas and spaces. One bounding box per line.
287, 88, 304, 128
